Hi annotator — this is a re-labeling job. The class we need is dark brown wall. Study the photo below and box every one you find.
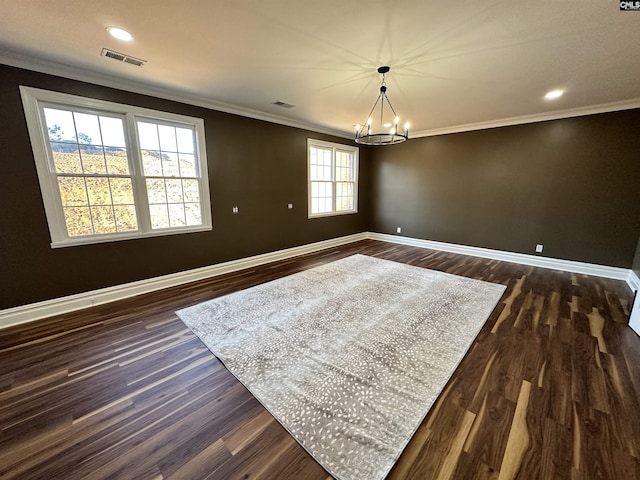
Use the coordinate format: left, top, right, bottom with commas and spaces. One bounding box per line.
370, 111, 640, 268
0, 64, 372, 309
3, 63, 639, 311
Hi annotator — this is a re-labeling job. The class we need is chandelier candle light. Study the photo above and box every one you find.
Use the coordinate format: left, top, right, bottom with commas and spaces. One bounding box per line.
355, 66, 409, 146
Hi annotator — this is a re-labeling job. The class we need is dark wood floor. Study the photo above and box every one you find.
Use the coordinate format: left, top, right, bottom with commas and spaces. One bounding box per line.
1, 239, 639, 480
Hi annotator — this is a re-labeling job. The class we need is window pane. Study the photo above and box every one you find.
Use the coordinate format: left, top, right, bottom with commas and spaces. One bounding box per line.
168, 204, 186, 227
99, 116, 126, 147
336, 150, 352, 165
337, 197, 353, 211
58, 177, 88, 206
311, 147, 331, 166
179, 154, 196, 177
146, 179, 167, 203
91, 206, 116, 234
165, 179, 183, 203
80, 145, 107, 174
86, 177, 112, 205
142, 150, 163, 176
114, 205, 138, 232
183, 179, 200, 202
158, 125, 177, 152
150, 204, 170, 229
176, 127, 195, 154
109, 178, 134, 205
185, 203, 201, 225
104, 147, 130, 175
137, 122, 160, 150
73, 113, 102, 145
44, 108, 76, 143
63, 207, 93, 236
162, 152, 180, 177
337, 182, 353, 197
51, 143, 82, 173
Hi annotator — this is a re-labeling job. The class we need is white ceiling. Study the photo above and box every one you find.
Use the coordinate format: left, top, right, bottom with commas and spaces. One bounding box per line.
1, 0, 639, 138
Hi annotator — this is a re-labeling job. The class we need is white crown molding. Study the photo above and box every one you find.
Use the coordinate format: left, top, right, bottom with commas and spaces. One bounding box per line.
0, 232, 367, 330
366, 232, 635, 289
410, 99, 640, 138
0, 49, 351, 140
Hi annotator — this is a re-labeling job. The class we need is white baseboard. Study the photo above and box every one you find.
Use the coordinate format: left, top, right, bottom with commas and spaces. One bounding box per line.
0, 233, 367, 330
629, 270, 640, 293
1, 231, 636, 330
366, 232, 635, 288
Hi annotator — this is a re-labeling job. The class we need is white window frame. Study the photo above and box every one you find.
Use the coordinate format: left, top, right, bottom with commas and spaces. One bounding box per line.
307, 138, 358, 218
20, 86, 212, 248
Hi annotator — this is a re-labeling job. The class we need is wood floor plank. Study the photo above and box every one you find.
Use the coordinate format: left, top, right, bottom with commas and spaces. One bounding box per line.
497, 380, 531, 480
164, 439, 232, 480
0, 239, 638, 479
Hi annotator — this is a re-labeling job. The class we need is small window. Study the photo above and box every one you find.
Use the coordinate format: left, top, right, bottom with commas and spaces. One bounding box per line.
308, 139, 358, 218
20, 86, 212, 247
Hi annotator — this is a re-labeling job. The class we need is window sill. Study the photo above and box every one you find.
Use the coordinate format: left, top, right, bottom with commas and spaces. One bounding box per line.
50, 225, 212, 248
308, 210, 358, 219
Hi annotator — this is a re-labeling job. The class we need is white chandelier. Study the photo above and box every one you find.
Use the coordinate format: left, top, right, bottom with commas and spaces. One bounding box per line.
355, 66, 409, 146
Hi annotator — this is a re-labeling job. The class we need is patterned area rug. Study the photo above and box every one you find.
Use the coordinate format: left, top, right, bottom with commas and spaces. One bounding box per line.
176, 254, 506, 480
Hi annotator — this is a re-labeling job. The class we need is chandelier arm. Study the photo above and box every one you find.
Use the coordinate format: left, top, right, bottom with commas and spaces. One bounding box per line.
365, 94, 382, 122
384, 95, 399, 118
359, 93, 382, 134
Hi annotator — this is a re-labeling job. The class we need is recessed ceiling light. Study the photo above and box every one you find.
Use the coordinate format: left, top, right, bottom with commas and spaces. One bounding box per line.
107, 27, 133, 41
544, 89, 564, 100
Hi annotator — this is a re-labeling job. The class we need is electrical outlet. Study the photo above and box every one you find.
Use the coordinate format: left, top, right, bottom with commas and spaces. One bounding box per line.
232, 206, 239, 214
288, 203, 293, 209
396, 227, 402, 234
536, 244, 543, 253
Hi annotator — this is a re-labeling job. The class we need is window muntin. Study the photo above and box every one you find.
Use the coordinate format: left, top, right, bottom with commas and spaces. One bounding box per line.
20, 86, 211, 248
308, 139, 358, 218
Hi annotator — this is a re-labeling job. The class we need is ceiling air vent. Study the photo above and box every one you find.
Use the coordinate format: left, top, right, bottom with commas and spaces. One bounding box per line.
273, 101, 295, 109
101, 48, 146, 67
